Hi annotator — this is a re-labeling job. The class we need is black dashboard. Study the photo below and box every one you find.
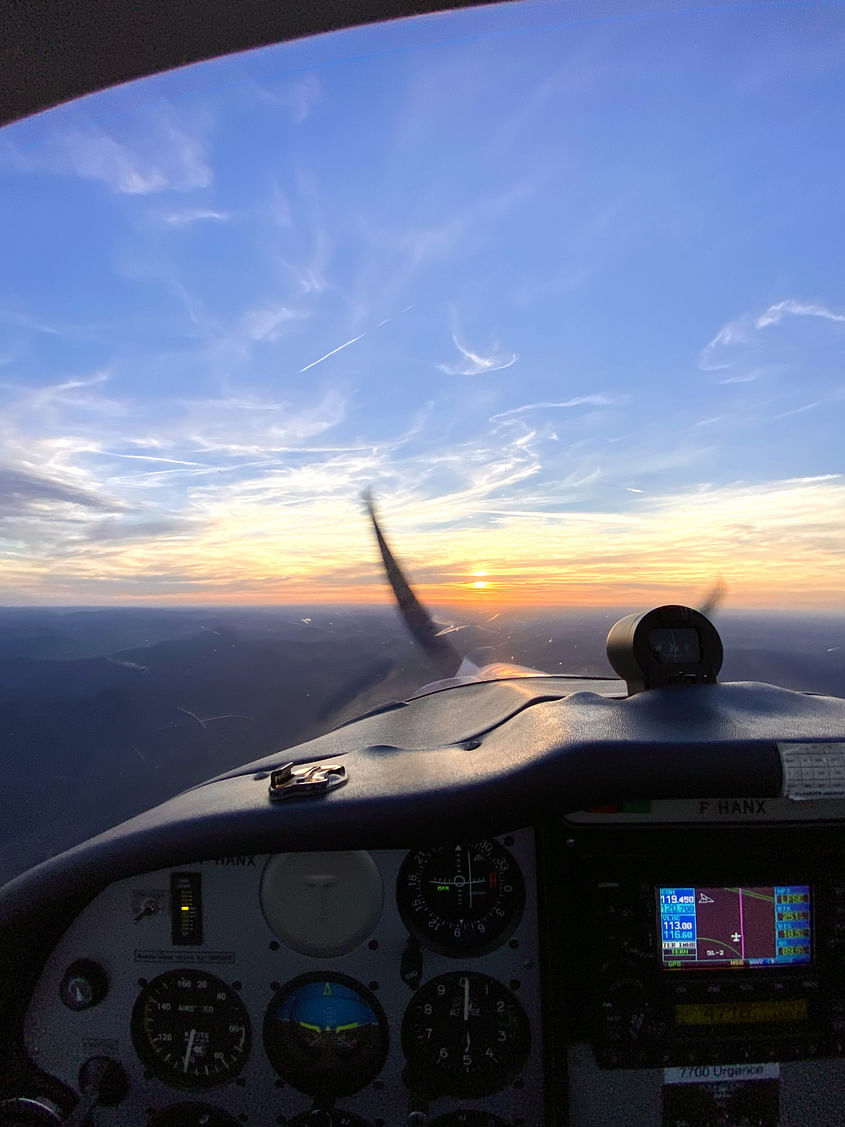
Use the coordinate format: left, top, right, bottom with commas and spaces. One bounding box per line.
5, 677, 845, 1125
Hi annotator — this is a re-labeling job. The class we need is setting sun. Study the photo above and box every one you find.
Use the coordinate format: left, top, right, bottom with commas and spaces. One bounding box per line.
470, 569, 490, 590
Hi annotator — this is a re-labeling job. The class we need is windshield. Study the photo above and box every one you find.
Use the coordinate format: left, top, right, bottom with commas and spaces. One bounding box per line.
1, 0, 844, 882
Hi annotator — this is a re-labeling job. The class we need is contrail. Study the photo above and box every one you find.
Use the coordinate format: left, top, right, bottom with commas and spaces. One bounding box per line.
104, 453, 203, 466
299, 331, 368, 373
298, 305, 413, 373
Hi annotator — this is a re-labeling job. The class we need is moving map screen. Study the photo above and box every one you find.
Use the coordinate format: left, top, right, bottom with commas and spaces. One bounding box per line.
659, 886, 812, 969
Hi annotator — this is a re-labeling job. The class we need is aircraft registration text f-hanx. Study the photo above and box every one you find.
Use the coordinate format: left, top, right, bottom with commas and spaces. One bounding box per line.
698, 799, 767, 814
658, 886, 812, 969
567, 796, 845, 823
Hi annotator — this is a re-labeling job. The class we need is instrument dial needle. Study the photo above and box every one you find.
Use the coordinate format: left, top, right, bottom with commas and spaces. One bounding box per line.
183, 1028, 196, 1073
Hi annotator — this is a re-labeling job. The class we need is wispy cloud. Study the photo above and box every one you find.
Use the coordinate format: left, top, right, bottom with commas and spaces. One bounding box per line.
439, 333, 518, 377
282, 74, 323, 124
755, 300, 845, 329
252, 74, 323, 124
0, 465, 115, 515
0, 308, 62, 336
2, 371, 126, 418
697, 295, 845, 437
491, 395, 622, 421
718, 372, 761, 385
243, 305, 308, 343
86, 517, 197, 542
162, 208, 229, 227
62, 131, 170, 194
770, 401, 820, 421
2, 112, 212, 195
698, 320, 752, 371
0, 373, 358, 579
185, 390, 347, 455
701, 297, 845, 373
290, 265, 329, 296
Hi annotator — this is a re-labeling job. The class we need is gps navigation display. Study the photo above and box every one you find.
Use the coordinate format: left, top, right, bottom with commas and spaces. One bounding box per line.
659, 886, 812, 969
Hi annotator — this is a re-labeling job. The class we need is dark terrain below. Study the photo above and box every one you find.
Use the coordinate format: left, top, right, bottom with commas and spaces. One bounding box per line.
1, 604, 844, 884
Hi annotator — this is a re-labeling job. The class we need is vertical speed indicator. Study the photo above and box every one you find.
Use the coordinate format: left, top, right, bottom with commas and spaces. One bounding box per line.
397, 840, 524, 955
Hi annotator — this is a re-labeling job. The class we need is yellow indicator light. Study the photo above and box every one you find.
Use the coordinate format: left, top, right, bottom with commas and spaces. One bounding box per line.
181, 905, 191, 911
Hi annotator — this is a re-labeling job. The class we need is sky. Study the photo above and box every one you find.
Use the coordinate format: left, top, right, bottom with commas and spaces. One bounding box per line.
1, 0, 845, 609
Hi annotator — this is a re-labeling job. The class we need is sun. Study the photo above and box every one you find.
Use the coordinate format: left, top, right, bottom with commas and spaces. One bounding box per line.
470, 569, 490, 590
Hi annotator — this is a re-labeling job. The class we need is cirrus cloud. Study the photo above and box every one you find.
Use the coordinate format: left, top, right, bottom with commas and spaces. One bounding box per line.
439, 333, 518, 376
2, 112, 212, 195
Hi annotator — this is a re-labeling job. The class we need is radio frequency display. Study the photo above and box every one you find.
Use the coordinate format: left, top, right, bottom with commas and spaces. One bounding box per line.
659, 886, 811, 969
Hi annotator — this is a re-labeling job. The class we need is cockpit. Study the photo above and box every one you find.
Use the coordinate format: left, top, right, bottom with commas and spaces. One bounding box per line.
3, 1, 845, 1123
4, 600, 845, 1125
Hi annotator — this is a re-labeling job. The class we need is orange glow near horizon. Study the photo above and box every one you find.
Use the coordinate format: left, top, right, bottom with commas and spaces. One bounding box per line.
3, 477, 845, 611
4, 557, 845, 610
5, 575, 845, 611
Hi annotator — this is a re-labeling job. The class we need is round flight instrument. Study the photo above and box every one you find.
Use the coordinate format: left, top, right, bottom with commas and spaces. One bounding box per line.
263, 974, 388, 1097
402, 972, 530, 1097
397, 841, 524, 955
131, 971, 250, 1089
260, 851, 383, 957
147, 1104, 240, 1126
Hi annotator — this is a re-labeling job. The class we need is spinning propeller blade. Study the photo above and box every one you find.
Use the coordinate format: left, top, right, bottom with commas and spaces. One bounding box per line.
362, 490, 462, 679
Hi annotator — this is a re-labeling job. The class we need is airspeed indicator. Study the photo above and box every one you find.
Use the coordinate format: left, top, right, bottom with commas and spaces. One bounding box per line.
131, 970, 250, 1089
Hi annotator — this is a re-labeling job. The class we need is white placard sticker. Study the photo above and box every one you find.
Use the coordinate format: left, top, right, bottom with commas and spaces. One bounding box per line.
664, 1062, 780, 1085
779, 742, 845, 800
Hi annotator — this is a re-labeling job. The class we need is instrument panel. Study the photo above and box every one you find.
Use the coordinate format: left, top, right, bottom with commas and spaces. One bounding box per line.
22, 831, 542, 1125
21, 806, 845, 1126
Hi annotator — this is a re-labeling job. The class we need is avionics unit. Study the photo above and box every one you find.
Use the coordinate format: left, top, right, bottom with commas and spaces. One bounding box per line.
553, 823, 845, 1071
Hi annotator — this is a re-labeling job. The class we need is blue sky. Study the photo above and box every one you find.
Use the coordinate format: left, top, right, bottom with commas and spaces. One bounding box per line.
1, 0, 845, 607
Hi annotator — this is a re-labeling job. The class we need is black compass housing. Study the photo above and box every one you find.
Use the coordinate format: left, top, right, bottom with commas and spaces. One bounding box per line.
606, 605, 724, 696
